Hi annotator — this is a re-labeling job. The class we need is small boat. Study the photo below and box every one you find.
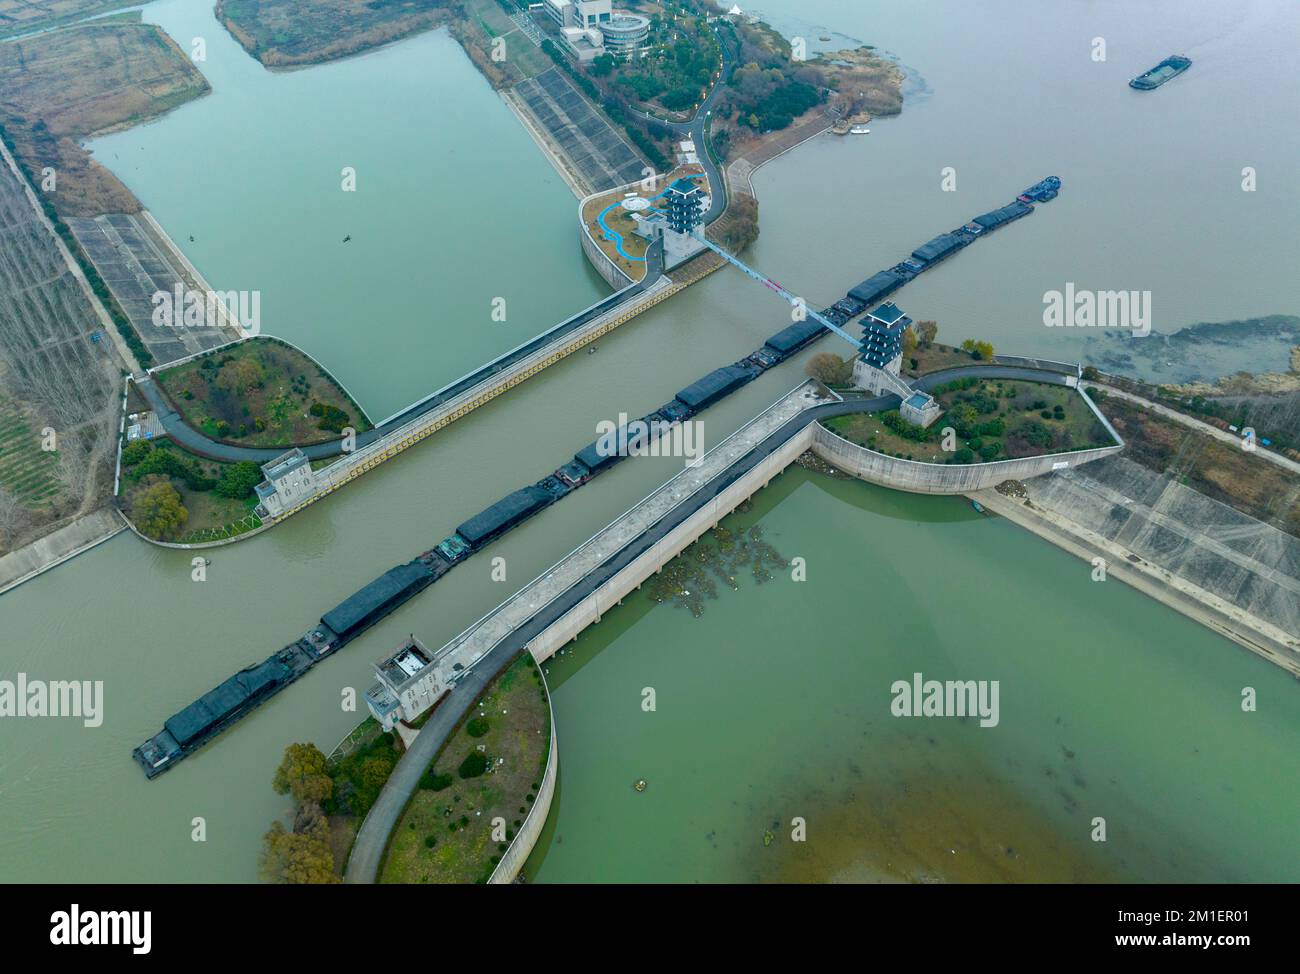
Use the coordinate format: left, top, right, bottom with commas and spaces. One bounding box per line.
850, 125, 871, 135
1130, 55, 1192, 91
971, 499, 986, 515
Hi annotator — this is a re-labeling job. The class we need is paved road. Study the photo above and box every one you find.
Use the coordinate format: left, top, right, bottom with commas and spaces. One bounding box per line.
136, 239, 665, 464
344, 361, 1072, 882
627, 21, 734, 223
1095, 383, 1300, 475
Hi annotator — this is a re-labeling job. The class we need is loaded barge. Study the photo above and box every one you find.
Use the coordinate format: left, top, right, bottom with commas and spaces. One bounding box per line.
132, 177, 1063, 779
1130, 55, 1191, 90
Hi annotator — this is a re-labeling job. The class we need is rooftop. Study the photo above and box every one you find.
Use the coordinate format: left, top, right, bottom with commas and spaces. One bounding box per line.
867, 302, 907, 326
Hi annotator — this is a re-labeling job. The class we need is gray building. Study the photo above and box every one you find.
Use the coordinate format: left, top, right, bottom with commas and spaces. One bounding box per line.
364, 635, 452, 732
254, 448, 316, 519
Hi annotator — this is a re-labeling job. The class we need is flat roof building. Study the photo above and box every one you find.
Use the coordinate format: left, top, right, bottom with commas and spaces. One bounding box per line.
364, 635, 452, 732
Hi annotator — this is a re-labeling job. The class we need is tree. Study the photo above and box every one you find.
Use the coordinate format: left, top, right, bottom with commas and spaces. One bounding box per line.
712, 192, 759, 252
805, 352, 852, 387
0, 487, 30, 551
961, 338, 995, 361
258, 818, 339, 885
272, 742, 333, 805
121, 440, 153, 466
901, 325, 918, 360
217, 357, 264, 396
591, 53, 615, 77
128, 477, 188, 540
916, 320, 938, 348
215, 460, 263, 499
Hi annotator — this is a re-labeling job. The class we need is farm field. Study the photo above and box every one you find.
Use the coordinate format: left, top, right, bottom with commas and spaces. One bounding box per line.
0, 0, 134, 39
0, 148, 118, 553
153, 337, 372, 448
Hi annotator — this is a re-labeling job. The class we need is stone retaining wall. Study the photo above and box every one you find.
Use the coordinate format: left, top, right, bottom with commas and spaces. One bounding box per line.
811, 424, 1123, 494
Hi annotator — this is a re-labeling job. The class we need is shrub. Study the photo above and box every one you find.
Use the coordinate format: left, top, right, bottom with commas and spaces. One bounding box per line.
953, 447, 974, 463
466, 717, 490, 738
419, 770, 454, 791
215, 460, 263, 499
121, 441, 153, 466
457, 752, 488, 779
424, 835, 437, 849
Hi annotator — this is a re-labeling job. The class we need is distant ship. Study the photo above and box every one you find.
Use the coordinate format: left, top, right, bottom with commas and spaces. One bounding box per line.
1130, 55, 1192, 90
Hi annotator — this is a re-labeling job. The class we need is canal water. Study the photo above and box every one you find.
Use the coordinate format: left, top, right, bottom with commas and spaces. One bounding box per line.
0, 0, 1295, 882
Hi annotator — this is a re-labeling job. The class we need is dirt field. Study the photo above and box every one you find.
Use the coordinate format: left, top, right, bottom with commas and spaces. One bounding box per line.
0, 0, 132, 39
0, 18, 210, 217
216, 0, 451, 67
1094, 392, 1300, 538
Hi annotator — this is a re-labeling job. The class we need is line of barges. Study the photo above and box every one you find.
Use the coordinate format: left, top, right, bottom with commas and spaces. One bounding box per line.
132, 177, 1063, 778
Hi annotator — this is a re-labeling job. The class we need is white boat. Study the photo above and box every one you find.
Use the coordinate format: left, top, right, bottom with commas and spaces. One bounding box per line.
850, 125, 871, 135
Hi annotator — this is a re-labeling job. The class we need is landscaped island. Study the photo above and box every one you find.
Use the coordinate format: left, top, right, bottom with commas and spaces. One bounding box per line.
152, 336, 371, 448
825, 376, 1115, 464
380, 652, 551, 884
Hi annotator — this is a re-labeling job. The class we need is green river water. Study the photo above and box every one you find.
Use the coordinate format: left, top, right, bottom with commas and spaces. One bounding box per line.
0, 0, 1295, 883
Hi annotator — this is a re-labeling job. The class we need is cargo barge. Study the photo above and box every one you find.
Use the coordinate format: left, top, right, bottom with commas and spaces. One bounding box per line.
1129, 55, 1191, 90
132, 177, 1063, 778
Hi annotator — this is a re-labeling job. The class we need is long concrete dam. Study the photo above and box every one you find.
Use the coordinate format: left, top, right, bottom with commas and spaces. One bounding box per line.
131, 179, 1075, 777
344, 367, 1118, 881
131, 177, 1064, 542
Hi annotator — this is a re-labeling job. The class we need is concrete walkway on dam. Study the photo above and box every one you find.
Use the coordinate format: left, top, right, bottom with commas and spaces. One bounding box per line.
345, 362, 1082, 881
134, 240, 666, 464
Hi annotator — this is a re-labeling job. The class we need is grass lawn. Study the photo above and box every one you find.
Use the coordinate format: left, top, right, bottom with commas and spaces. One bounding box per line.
462, 0, 550, 80
154, 337, 370, 449
379, 652, 550, 885
824, 378, 1114, 464
905, 342, 983, 377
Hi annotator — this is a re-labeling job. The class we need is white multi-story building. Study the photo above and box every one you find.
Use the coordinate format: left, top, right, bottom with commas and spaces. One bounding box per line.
253, 448, 316, 518
364, 636, 452, 732
545, 0, 612, 30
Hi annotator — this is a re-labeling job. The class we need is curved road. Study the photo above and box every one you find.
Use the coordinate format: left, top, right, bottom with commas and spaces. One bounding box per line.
136, 238, 665, 463
344, 362, 1076, 882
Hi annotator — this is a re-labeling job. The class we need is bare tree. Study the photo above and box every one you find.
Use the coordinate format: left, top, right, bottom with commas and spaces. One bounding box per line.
0, 486, 31, 551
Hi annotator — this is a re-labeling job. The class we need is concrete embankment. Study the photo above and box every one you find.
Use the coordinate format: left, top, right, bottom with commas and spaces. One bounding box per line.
973, 466, 1300, 676
0, 508, 124, 596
